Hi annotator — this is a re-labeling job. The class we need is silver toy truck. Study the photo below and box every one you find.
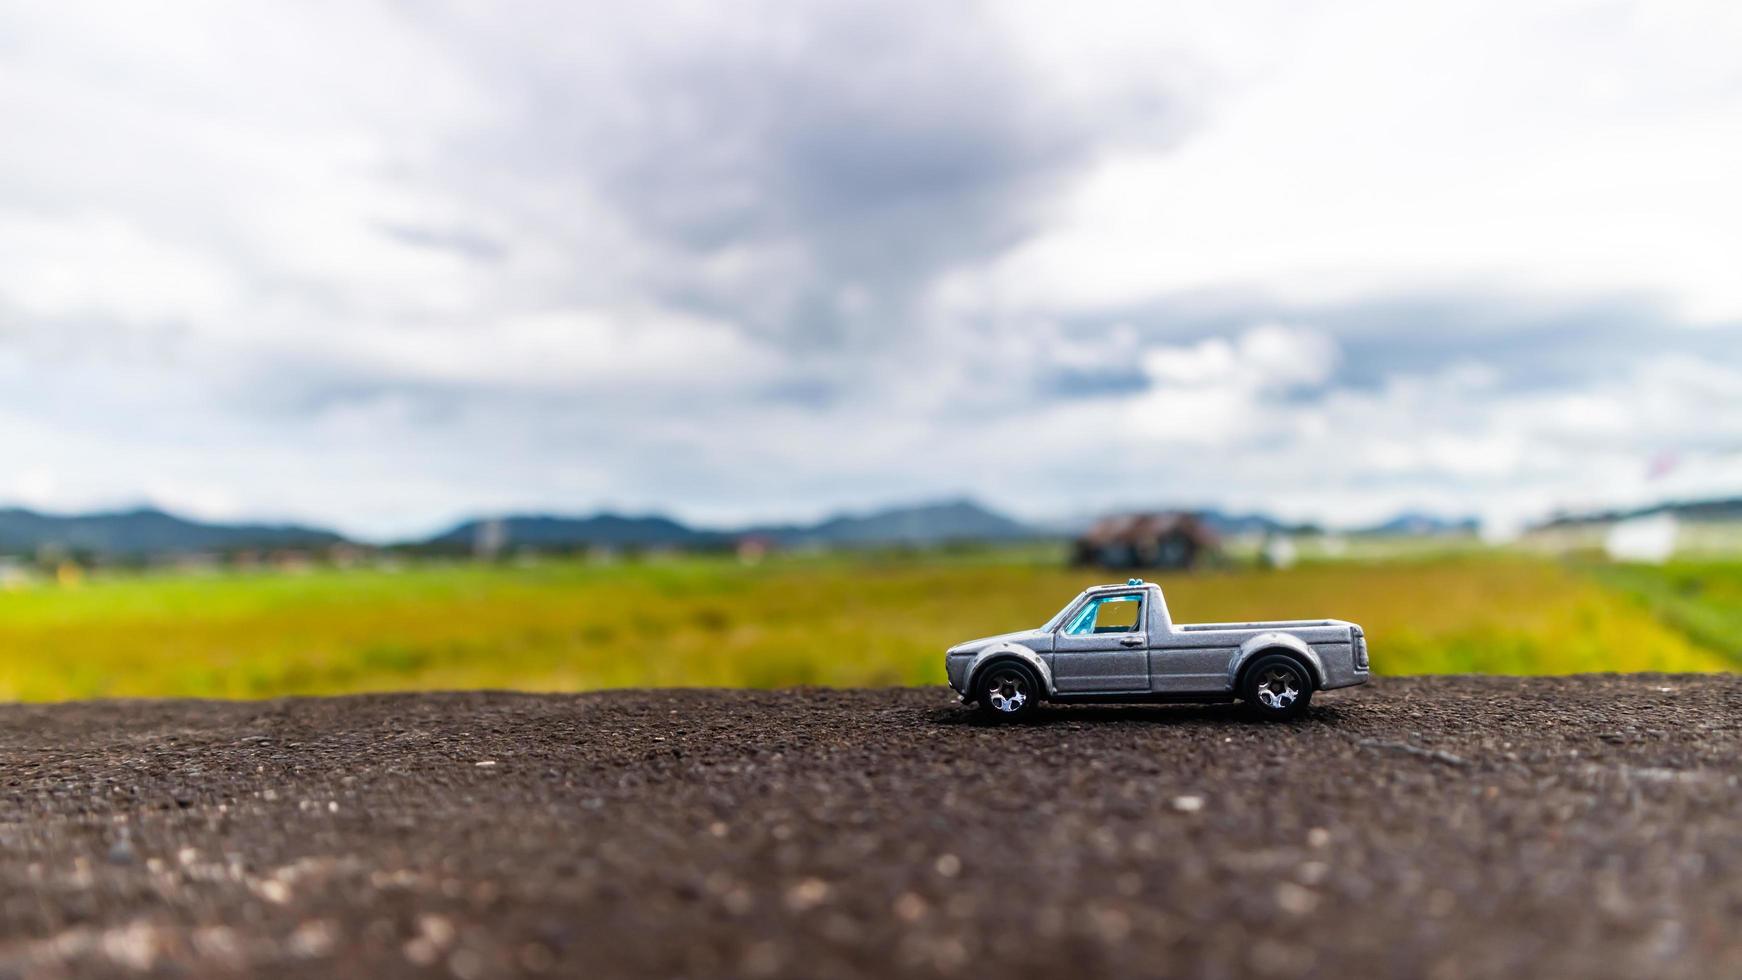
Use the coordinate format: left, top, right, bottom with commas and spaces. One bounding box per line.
946, 579, 1368, 720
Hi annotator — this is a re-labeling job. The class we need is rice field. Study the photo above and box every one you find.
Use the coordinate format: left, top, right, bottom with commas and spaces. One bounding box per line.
0, 551, 1732, 701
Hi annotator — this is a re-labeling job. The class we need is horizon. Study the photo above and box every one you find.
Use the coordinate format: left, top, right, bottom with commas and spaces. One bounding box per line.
0, 484, 1719, 544
4, 490, 1723, 548
3, 1, 1739, 538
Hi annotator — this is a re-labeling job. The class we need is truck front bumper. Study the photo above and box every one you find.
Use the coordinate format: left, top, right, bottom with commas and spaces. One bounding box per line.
945, 655, 970, 697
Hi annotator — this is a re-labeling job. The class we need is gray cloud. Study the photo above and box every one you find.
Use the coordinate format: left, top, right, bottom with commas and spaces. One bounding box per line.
414, 0, 1177, 349
376, 222, 509, 263
1047, 289, 1742, 399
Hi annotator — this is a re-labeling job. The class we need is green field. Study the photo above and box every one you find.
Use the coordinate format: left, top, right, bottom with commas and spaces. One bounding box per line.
1584, 559, 1742, 664
0, 551, 1734, 701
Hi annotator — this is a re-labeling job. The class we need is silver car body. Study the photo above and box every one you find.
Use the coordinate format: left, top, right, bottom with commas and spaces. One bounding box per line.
945, 581, 1369, 702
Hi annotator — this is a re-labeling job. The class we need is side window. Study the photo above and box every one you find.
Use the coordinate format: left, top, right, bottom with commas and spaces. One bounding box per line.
1063, 594, 1144, 635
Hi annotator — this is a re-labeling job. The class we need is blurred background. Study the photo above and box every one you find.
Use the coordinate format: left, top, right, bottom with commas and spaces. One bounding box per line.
2, 0, 1739, 699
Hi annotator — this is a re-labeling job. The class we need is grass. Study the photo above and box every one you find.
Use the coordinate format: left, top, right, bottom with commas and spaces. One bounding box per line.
0, 551, 1731, 701
1583, 559, 1742, 663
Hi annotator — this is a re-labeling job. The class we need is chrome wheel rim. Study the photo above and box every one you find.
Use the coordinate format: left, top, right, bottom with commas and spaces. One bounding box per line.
1255, 666, 1301, 709
986, 670, 1028, 713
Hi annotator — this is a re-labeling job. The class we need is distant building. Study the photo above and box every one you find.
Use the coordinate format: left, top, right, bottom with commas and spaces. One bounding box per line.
0, 557, 34, 590
1072, 512, 1220, 570
1521, 496, 1742, 558
1259, 533, 1298, 570
271, 550, 315, 574
329, 543, 368, 569
1604, 513, 1679, 563
735, 535, 773, 565
474, 518, 508, 561
164, 552, 223, 575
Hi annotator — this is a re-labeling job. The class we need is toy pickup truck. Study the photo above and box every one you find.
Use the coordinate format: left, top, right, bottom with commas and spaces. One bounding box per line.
945, 579, 1368, 720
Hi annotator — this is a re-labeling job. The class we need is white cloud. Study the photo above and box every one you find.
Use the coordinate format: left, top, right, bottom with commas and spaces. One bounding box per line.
1141, 324, 1336, 389
0, 211, 237, 323
975, 0, 1742, 324
1122, 324, 1338, 443
296, 307, 782, 395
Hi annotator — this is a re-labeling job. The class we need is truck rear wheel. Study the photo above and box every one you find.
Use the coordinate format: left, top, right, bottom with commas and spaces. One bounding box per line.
1242, 654, 1314, 721
974, 662, 1041, 721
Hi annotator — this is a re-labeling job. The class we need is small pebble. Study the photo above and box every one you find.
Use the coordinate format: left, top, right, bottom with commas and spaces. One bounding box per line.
1275, 882, 1319, 915
893, 892, 928, 922
419, 914, 456, 948
287, 920, 337, 958
784, 877, 830, 911
107, 837, 136, 865
404, 938, 439, 966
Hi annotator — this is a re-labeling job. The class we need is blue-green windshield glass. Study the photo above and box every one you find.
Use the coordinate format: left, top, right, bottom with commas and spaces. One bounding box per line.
1064, 594, 1140, 635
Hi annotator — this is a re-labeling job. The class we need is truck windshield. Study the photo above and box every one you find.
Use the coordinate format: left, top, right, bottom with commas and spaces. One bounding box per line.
1062, 594, 1143, 635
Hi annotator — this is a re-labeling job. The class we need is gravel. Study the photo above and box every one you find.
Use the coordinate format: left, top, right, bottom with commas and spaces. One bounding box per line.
2, 675, 1740, 978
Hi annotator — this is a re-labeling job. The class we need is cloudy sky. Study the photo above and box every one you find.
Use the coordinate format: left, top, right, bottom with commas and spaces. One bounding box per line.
2, 0, 1739, 538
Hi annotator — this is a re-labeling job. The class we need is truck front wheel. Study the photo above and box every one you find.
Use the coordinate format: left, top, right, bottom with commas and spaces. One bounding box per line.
1241, 654, 1314, 721
974, 662, 1041, 721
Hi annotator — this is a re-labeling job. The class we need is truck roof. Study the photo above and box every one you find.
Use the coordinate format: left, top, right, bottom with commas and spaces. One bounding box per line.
1084, 579, 1156, 594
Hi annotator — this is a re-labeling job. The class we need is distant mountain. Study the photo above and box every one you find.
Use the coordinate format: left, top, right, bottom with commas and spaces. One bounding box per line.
1537, 496, 1742, 528
762, 499, 1035, 546
424, 513, 723, 551
1355, 512, 1480, 536
1661, 497, 1742, 521
1043, 507, 1476, 538
0, 507, 346, 559
1195, 510, 1321, 537
422, 499, 1038, 552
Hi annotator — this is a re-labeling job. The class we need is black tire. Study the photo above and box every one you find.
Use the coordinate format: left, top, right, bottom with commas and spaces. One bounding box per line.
974, 661, 1042, 721
1241, 653, 1314, 721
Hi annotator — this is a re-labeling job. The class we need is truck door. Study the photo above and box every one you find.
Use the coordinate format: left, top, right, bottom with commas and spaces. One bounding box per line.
1148, 635, 1241, 694
1051, 592, 1150, 693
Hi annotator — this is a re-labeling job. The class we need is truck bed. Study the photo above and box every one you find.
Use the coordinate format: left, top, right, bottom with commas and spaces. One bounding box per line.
1175, 619, 1341, 632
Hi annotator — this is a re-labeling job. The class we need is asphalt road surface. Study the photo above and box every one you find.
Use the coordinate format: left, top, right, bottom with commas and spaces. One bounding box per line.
3, 676, 1740, 979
